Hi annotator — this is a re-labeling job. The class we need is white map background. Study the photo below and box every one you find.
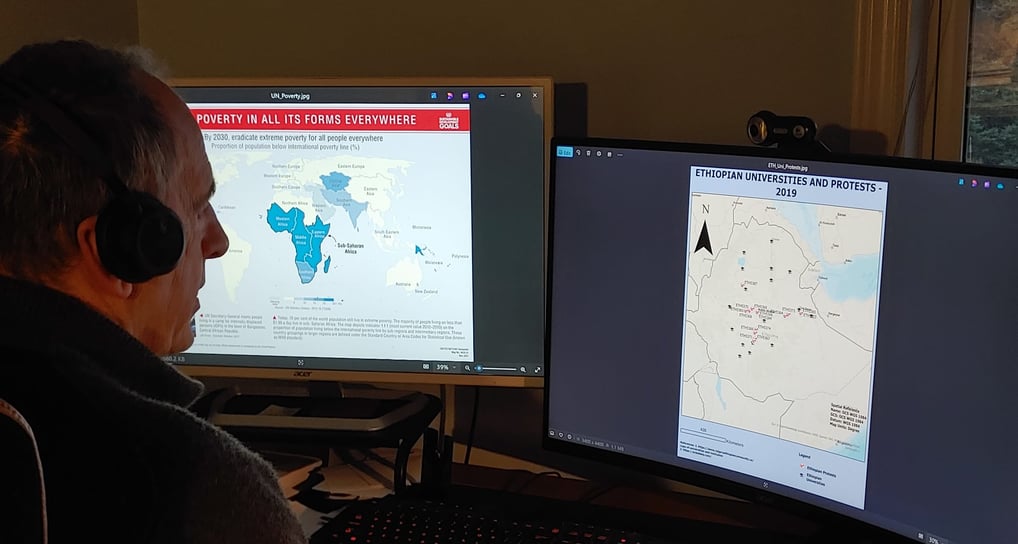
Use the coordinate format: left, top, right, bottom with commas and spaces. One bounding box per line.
682, 194, 883, 461
188, 131, 475, 361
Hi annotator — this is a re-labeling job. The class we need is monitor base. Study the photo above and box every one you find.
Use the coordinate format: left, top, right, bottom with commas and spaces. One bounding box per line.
206, 386, 433, 433
200, 384, 444, 493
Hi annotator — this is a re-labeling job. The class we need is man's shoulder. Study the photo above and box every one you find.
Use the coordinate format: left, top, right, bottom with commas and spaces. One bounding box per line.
0, 342, 90, 413
0, 339, 212, 463
0, 346, 294, 541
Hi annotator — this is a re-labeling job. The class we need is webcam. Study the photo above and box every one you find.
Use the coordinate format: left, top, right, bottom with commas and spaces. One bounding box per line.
746, 110, 828, 153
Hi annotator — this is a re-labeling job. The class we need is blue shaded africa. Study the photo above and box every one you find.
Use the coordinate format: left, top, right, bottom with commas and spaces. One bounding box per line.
319, 171, 368, 229
266, 203, 332, 284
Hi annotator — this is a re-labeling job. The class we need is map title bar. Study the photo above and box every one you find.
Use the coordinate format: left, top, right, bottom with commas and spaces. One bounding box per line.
191, 108, 471, 132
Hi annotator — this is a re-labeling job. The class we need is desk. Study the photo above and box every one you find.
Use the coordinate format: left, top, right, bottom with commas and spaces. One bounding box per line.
287, 447, 424, 535
450, 464, 818, 537
289, 452, 818, 539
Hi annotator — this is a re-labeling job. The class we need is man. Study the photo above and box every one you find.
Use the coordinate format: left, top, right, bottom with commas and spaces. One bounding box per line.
0, 41, 305, 543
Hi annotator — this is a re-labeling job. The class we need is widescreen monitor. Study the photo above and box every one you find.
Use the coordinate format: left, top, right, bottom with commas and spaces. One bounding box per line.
169, 78, 551, 387
545, 137, 1017, 543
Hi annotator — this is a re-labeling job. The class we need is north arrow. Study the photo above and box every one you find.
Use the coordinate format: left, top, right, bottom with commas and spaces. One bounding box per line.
694, 222, 713, 255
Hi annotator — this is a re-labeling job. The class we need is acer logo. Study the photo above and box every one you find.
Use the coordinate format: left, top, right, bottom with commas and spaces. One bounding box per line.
293, 371, 312, 377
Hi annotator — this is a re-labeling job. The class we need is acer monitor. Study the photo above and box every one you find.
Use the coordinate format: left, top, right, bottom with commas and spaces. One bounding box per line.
168, 78, 551, 390
545, 137, 1017, 543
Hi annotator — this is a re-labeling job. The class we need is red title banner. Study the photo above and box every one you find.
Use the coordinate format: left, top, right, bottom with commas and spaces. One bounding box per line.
191, 108, 470, 131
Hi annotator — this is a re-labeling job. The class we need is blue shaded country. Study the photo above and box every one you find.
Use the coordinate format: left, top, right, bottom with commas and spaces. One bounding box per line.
266, 203, 332, 284
321, 171, 352, 192
324, 256, 332, 274
295, 261, 316, 284
819, 254, 880, 302
320, 171, 368, 229
267, 202, 300, 233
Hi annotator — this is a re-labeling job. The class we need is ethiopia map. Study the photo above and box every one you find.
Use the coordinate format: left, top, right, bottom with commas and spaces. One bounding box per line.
681, 191, 882, 461
675, 165, 888, 508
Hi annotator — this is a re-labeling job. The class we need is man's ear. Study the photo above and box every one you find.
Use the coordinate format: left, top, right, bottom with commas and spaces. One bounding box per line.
75, 216, 135, 299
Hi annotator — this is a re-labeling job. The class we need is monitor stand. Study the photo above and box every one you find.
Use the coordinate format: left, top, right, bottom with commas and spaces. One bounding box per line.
200, 381, 445, 494
204, 381, 435, 433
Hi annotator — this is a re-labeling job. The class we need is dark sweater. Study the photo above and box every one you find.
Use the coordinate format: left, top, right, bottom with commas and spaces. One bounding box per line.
0, 277, 306, 543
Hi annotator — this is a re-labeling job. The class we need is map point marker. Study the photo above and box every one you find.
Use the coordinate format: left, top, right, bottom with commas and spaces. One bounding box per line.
694, 222, 713, 255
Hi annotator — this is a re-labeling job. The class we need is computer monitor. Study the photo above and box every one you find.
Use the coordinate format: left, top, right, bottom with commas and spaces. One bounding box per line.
169, 78, 551, 388
545, 137, 1018, 543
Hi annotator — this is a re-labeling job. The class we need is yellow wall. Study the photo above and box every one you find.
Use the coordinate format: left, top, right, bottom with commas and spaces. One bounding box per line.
136, 0, 857, 145
0, 0, 139, 58
1, 1, 859, 145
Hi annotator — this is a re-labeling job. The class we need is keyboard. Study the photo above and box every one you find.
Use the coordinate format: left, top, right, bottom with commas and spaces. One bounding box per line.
310, 487, 803, 544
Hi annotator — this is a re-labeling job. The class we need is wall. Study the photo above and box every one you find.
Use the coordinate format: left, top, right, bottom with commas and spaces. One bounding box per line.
137, 0, 857, 145
2, 0, 866, 488
135, 0, 862, 481
0, 0, 139, 58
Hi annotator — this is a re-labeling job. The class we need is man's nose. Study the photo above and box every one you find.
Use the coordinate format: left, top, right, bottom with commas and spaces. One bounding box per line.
204, 213, 229, 259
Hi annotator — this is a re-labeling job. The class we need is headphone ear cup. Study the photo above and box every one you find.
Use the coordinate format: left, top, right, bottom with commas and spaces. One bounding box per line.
94, 192, 184, 283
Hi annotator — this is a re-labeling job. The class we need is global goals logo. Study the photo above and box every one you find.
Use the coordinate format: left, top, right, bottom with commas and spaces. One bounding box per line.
439, 112, 460, 130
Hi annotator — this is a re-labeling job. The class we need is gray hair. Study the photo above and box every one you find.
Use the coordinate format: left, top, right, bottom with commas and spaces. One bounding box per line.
0, 40, 180, 280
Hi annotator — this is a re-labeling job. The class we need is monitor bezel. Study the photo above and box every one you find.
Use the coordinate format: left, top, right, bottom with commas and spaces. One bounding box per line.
170, 76, 554, 388
542, 135, 1018, 540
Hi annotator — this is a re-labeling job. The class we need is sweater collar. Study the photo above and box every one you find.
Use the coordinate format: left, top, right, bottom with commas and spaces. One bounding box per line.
0, 276, 203, 407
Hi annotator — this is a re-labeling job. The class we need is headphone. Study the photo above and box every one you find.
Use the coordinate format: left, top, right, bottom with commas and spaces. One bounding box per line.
0, 75, 184, 283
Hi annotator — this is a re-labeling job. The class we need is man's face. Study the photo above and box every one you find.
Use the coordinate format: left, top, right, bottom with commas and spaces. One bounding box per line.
130, 74, 228, 356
